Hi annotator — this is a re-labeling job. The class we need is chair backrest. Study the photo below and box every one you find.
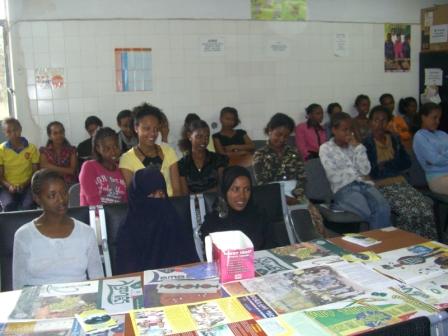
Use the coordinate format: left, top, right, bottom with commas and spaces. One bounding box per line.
68, 183, 80, 208
200, 183, 294, 248
253, 140, 266, 150
0, 206, 92, 292
99, 196, 200, 276
289, 208, 322, 242
406, 151, 428, 189
304, 158, 333, 203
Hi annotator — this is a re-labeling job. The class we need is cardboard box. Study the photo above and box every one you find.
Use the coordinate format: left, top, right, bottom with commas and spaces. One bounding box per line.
205, 231, 255, 283
421, 4, 448, 52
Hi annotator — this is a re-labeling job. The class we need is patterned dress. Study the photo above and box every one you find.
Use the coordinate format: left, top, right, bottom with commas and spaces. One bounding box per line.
40, 144, 77, 186
253, 144, 325, 236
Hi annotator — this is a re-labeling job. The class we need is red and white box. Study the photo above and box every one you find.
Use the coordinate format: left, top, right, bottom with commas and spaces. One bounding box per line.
205, 231, 255, 283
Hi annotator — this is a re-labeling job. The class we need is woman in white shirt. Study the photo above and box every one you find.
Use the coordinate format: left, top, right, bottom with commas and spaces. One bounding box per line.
12, 169, 103, 289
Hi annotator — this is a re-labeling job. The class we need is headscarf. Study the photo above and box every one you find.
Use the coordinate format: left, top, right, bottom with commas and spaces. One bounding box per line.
116, 168, 199, 274
202, 166, 273, 250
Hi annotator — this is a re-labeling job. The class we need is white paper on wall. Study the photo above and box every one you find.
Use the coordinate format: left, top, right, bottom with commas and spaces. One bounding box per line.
424, 68, 443, 86
266, 39, 290, 57
200, 37, 225, 55
430, 24, 448, 44
334, 33, 349, 57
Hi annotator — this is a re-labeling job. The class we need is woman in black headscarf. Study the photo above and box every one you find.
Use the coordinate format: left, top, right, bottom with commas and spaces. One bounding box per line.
200, 166, 274, 251
115, 168, 199, 274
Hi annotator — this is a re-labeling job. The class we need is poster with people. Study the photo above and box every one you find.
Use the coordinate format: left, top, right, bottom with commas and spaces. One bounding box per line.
384, 23, 411, 72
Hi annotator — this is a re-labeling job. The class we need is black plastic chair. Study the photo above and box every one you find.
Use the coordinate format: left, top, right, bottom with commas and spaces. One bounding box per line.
99, 196, 199, 276
200, 183, 294, 248
68, 183, 80, 208
289, 208, 321, 242
0, 206, 92, 292
304, 158, 367, 234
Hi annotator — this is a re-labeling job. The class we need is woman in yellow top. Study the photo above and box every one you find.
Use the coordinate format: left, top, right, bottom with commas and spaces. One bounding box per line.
119, 103, 180, 197
387, 97, 418, 151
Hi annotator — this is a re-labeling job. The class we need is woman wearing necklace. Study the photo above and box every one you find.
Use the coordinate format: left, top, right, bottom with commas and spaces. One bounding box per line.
119, 103, 180, 197
178, 119, 228, 195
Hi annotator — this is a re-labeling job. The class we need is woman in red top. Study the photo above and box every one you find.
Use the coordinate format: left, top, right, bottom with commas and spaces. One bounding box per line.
40, 121, 77, 186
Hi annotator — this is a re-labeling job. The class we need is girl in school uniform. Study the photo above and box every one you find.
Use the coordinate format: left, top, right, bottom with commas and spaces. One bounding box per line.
12, 169, 103, 289
0, 118, 39, 211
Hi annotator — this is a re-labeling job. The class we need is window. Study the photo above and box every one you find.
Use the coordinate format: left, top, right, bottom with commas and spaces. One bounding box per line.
0, 0, 11, 120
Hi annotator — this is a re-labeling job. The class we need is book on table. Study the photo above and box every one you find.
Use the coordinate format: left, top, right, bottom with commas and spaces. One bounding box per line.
341, 233, 381, 247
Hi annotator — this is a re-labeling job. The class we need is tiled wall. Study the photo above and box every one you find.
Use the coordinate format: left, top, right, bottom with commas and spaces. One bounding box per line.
11, 19, 420, 147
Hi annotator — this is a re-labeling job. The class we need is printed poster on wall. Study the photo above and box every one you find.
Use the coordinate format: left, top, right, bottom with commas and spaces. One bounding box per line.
384, 23, 411, 72
251, 0, 307, 21
115, 48, 152, 92
35, 68, 64, 89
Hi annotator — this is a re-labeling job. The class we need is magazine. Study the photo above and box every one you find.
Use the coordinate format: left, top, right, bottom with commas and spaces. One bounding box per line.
394, 277, 448, 311
168, 319, 268, 336
143, 263, 226, 308
130, 295, 271, 336
303, 288, 437, 336
225, 266, 365, 314
254, 240, 346, 276
71, 314, 126, 336
0, 318, 74, 335
75, 309, 117, 334
342, 233, 381, 247
9, 276, 144, 320
370, 241, 448, 284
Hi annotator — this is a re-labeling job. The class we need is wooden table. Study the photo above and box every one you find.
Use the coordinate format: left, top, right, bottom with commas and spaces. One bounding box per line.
329, 227, 429, 254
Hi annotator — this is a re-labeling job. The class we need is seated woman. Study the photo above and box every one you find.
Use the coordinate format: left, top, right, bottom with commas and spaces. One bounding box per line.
363, 106, 437, 239
115, 168, 199, 274
79, 127, 127, 206
182, 113, 215, 153
178, 119, 228, 195
413, 102, 448, 196
119, 103, 180, 197
295, 103, 327, 160
388, 97, 418, 151
212, 107, 255, 157
200, 166, 275, 251
40, 121, 77, 187
254, 113, 325, 236
324, 102, 342, 139
12, 169, 103, 289
319, 112, 391, 230
0, 118, 39, 212
352, 94, 371, 143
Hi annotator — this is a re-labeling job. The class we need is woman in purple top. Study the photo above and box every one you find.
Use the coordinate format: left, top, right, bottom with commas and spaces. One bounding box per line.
295, 103, 327, 160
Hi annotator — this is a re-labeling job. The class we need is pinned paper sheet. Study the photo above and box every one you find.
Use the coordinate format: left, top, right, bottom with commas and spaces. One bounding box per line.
200, 37, 225, 55
334, 33, 349, 57
425, 68, 443, 86
430, 24, 448, 44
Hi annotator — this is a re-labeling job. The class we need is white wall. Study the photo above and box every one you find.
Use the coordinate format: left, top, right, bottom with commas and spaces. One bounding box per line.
7, 0, 448, 146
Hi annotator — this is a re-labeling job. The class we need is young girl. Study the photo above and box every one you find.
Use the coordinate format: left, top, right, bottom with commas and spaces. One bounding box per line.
0, 118, 39, 211
364, 106, 437, 239
319, 112, 391, 230
40, 121, 77, 187
380, 93, 395, 115
119, 103, 180, 196
295, 103, 327, 160
388, 97, 418, 151
13, 169, 103, 289
254, 113, 325, 236
324, 102, 342, 139
352, 95, 371, 143
212, 107, 255, 157
178, 119, 228, 195
79, 127, 127, 206
413, 103, 448, 195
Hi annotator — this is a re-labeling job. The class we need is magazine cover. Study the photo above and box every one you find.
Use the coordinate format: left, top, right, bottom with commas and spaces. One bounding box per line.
303, 288, 437, 336
225, 266, 364, 314
394, 279, 448, 311
370, 241, 448, 284
254, 240, 346, 276
0, 318, 74, 335
9, 276, 143, 320
143, 263, 226, 308
70, 314, 126, 336
130, 295, 262, 336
